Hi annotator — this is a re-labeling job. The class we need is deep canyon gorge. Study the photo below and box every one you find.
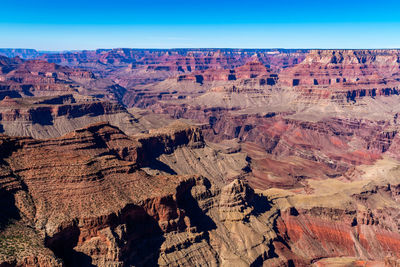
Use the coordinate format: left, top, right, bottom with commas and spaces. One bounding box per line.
1, 48, 400, 266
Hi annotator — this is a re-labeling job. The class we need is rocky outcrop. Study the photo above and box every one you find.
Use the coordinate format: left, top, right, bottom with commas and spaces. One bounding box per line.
4, 129, 399, 266
266, 162, 400, 265
279, 49, 400, 102
0, 49, 42, 60
0, 57, 127, 103
0, 59, 87, 98
0, 122, 277, 266
0, 122, 195, 265
144, 100, 400, 188
0, 55, 22, 75
0, 95, 145, 139
173, 59, 279, 89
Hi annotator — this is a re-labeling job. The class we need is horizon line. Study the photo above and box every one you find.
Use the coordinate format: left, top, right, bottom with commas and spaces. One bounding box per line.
2, 47, 400, 53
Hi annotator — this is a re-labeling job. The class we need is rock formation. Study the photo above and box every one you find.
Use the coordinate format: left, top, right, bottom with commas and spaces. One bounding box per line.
1, 121, 400, 266
0, 57, 126, 103
279, 49, 400, 102
0, 122, 253, 266
1, 48, 400, 266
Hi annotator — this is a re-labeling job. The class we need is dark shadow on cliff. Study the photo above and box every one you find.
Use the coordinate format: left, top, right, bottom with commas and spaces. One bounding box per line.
147, 159, 177, 175
45, 204, 167, 267
251, 193, 271, 216
121, 204, 166, 266
0, 91, 22, 100
0, 171, 26, 231
21, 85, 34, 97
0, 141, 26, 230
31, 108, 54, 126
0, 189, 21, 230
177, 179, 217, 232
45, 224, 95, 267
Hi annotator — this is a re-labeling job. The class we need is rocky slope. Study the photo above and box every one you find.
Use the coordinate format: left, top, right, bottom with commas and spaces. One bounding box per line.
0, 94, 173, 139
0, 57, 127, 103
0, 49, 43, 59
0, 59, 92, 98
174, 58, 277, 85
279, 49, 400, 102
120, 49, 400, 191
0, 121, 249, 266
1, 122, 400, 266
265, 156, 400, 266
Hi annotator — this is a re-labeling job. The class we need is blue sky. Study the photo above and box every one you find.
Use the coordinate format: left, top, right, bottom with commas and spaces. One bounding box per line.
1, 0, 400, 50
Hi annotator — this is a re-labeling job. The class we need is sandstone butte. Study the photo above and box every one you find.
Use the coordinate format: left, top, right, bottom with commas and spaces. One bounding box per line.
1, 48, 400, 266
